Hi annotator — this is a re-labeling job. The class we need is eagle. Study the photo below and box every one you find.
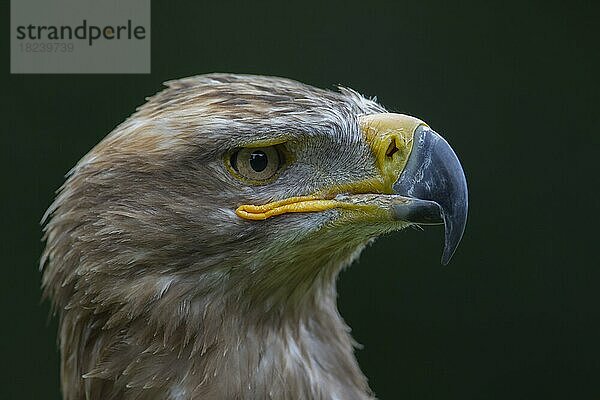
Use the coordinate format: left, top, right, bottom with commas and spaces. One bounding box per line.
41, 74, 468, 400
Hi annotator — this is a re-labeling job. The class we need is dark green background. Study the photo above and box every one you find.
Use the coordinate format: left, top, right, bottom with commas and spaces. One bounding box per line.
2, 1, 598, 399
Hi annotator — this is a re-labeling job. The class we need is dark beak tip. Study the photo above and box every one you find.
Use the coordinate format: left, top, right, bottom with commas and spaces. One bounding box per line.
440, 183, 468, 265
393, 125, 468, 265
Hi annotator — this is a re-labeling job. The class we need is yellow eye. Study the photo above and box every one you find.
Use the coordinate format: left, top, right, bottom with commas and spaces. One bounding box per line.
230, 146, 283, 182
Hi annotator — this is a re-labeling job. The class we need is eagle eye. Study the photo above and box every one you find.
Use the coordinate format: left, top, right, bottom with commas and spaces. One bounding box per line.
229, 146, 283, 182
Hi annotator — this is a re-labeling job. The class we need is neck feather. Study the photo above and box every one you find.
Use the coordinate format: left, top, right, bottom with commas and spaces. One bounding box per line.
56, 252, 374, 400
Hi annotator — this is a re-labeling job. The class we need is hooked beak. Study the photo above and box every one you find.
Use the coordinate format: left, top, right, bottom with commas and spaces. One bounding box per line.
392, 125, 468, 265
358, 113, 468, 264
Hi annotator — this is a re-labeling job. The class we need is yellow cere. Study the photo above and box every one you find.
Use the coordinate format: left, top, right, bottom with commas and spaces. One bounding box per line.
360, 113, 424, 192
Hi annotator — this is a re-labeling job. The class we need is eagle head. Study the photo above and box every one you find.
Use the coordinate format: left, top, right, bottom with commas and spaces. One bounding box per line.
42, 74, 467, 399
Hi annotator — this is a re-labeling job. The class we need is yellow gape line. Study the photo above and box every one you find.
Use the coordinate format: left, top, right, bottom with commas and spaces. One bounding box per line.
236, 196, 349, 220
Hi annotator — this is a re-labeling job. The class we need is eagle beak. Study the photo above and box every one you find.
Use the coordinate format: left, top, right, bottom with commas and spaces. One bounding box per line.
361, 114, 468, 265
393, 125, 468, 265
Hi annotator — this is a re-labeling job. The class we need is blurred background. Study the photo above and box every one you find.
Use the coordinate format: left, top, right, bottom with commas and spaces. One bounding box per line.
1, 1, 598, 399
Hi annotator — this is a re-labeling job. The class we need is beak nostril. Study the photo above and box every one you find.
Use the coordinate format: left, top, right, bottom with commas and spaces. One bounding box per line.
385, 140, 399, 158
